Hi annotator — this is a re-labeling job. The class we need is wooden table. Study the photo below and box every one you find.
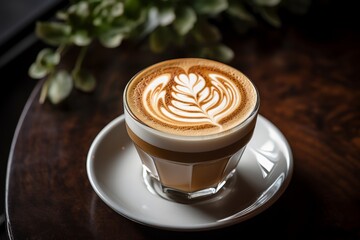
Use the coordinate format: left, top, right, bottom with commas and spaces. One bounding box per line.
5, 11, 360, 240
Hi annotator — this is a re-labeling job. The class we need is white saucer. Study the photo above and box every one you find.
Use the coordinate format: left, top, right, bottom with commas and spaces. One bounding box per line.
87, 114, 293, 231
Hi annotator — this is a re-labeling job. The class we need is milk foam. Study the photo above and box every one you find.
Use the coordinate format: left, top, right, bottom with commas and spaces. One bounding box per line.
124, 58, 259, 152
124, 106, 258, 152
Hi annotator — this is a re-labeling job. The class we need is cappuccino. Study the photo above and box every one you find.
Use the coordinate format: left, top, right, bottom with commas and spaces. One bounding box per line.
124, 58, 259, 199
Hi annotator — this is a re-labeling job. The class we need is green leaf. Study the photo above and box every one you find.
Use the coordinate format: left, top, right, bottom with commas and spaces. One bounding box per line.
48, 70, 73, 104
36, 22, 71, 46
200, 44, 234, 62
66, 2, 91, 28
258, 7, 281, 27
212, 44, 234, 62
29, 48, 60, 79
136, 7, 158, 38
99, 32, 124, 48
93, 17, 103, 26
73, 69, 96, 92
28, 63, 49, 79
73, 1, 90, 18
227, 1, 256, 23
110, 19, 136, 35
56, 10, 68, 20
124, 0, 142, 19
149, 27, 171, 53
158, 7, 175, 26
173, 7, 197, 35
72, 30, 92, 46
192, 21, 221, 44
111, 2, 124, 17
36, 48, 61, 67
254, 0, 281, 7
193, 0, 228, 15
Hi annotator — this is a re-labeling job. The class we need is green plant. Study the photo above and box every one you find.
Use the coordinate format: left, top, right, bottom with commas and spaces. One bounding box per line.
29, 0, 310, 104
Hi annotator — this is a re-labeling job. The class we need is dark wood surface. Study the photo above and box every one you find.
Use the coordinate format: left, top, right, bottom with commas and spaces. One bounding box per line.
5, 4, 360, 240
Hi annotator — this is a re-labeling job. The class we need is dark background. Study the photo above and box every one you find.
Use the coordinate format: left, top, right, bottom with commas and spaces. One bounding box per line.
0, 0, 358, 239
0, 1, 66, 239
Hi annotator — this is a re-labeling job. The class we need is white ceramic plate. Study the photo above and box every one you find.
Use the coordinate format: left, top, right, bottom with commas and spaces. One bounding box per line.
87, 114, 293, 231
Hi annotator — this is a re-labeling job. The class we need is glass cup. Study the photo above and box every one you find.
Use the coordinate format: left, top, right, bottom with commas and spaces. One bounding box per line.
123, 59, 259, 200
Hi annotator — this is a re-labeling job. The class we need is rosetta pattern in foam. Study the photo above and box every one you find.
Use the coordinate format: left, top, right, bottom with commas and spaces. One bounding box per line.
142, 69, 241, 128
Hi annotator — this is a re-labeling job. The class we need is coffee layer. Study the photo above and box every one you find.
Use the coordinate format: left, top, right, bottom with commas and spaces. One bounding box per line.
126, 121, 255, 162
126, 58, 258, 136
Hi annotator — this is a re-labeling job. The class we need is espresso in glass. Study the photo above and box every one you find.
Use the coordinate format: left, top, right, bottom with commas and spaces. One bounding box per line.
124, 58, 259, 199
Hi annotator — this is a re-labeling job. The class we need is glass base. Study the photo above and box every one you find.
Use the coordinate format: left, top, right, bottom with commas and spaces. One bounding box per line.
142, 167, 236, 202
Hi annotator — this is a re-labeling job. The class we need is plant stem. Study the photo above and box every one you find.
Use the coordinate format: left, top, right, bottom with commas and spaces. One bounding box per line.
39, 77, 51, 104
73, 46, 89, 76
56, 44, 66, 56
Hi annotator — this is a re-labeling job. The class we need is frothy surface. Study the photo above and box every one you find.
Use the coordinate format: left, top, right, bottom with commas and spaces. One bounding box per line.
126, 58, 257, 136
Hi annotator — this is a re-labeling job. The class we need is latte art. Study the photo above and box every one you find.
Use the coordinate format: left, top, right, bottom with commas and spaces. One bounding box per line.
143, 71, 241, 128
126, 58, 258, 136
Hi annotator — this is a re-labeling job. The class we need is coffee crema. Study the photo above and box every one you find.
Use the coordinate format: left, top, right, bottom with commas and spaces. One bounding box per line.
126, 59, 258, 136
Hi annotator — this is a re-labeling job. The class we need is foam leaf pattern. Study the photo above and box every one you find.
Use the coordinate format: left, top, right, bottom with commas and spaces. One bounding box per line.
142, 70, 241, 128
